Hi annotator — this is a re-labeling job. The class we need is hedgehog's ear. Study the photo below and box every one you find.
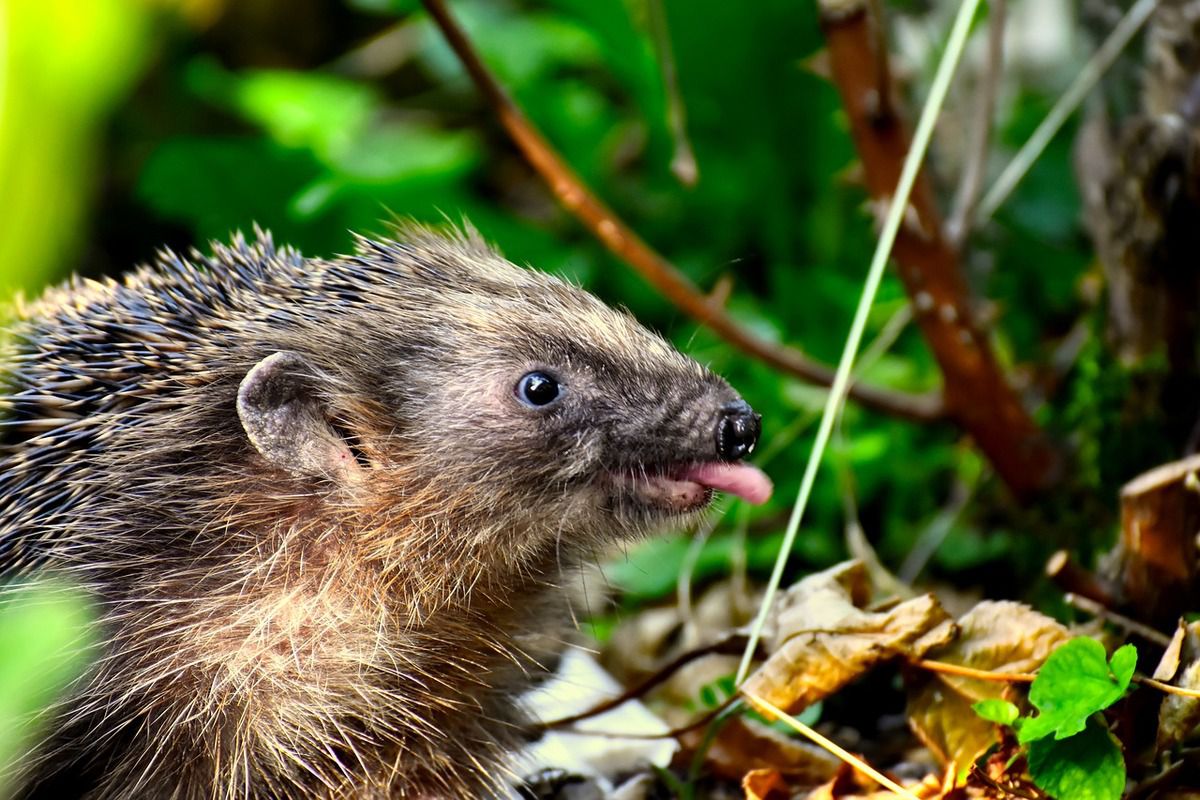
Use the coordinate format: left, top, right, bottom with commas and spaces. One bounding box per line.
237, 351, 363, 483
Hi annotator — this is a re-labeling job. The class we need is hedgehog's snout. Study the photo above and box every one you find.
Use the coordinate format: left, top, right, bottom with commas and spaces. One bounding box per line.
715, 399, 761, 461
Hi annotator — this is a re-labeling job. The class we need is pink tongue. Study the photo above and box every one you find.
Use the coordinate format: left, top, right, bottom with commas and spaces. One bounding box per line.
682, 462, 773, 505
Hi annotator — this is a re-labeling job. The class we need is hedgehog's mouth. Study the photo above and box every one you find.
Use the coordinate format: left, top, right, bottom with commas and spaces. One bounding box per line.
614, 461, 773, 516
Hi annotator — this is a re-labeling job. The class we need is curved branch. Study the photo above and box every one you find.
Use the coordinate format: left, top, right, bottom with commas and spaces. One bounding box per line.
819, 1, 1062, 496
420, 0, 944, 424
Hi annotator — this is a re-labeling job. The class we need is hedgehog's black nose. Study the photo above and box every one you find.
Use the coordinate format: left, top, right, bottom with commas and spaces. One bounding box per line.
715, 400, 761, 461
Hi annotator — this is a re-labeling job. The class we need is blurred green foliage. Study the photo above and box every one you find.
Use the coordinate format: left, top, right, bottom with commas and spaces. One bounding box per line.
0, 0, 1147, 609
0, 582, 95, 795
0, 0, 156, 297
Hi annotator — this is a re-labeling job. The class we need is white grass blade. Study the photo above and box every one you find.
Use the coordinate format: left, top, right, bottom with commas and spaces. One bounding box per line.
975, 0, 1159, 224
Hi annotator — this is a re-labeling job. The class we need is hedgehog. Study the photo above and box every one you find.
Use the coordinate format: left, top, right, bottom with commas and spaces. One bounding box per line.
0, 227, 771, 799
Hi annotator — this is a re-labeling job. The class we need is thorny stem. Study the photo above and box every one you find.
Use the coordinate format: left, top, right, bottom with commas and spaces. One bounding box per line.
820, 0, 1060, 496
867, 0, 895, 121
419, 0, 944, 423
735, 0, 985, 688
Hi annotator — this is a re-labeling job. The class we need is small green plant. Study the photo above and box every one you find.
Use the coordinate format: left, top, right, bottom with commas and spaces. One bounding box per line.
973, 637, 1136, 800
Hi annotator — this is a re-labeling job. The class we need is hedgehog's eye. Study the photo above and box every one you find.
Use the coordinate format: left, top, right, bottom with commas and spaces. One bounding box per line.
516, 371, 561, 408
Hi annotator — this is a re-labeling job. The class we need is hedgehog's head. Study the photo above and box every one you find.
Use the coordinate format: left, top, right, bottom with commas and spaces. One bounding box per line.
234, 231, 770, 562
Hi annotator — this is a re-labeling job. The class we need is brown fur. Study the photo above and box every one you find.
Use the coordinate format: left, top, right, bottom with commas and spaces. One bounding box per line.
0, 228, 752, 799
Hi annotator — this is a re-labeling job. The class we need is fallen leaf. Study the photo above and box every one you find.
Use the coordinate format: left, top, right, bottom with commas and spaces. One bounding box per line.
744, 561, 956, 714
800, 769, 945, 799
743, 768, 790, 800
1157, 620, 1200, 750
683, 715, 841, 783
906, 601, 1070, 767
1153, 620, 1187, 681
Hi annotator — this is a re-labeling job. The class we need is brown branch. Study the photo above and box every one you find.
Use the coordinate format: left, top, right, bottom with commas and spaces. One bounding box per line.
420, 0, 944, 424
543, 702, 731, 741
1044, 550, 1117, 608
1063, 592, 1172, 648
818, 1, 1062, 496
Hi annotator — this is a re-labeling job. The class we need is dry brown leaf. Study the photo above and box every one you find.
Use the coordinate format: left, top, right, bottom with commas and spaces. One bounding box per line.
743, 767, 791, 800
1157, 620, 1200, 750
906, 601, 1070, 767
801, 771, 945, 800
1155, 620, 1188, 681
685, 715, 841, 783
744, 561, 956, 714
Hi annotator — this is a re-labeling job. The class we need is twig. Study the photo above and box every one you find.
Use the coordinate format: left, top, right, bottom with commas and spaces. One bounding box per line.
912, 658, 1036, 684
549, 699, 732, 741
419, 0, 944, 423
538, 634, 749, 730
1065, 592, 1173, 647
1137, 675, 1200, 699
975, 0, 1160, 224
947, 0, 1006, 247
1128, 749, 1200, 800
820, 0, 1061, 496
916, 656, 1200, 701
1044, 551, 1116, 608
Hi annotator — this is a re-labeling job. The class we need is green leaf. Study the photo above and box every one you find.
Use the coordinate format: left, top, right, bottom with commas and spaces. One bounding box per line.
1108, 643, 1137, 687
324, 125, 478, 184
137, 137, 328, 247
1027, 717, 1125, 800
973, 699, 1020, 727
1019, 639, 1137, 743
188, 61, 377, 159
347, 0, 421, 14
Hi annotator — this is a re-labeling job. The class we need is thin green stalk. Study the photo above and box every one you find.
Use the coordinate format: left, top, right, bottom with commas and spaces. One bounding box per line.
734, 0, 985, 686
